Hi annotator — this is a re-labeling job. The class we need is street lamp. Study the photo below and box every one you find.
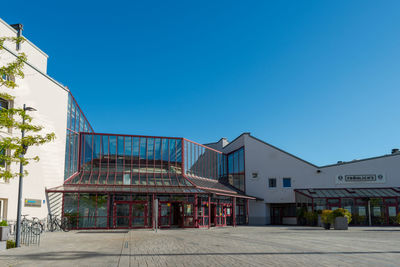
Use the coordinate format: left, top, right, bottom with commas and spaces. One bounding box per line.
15, 104, 36, 247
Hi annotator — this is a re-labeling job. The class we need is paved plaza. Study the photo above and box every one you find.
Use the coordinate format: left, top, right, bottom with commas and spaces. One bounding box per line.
1, 226, 400, 266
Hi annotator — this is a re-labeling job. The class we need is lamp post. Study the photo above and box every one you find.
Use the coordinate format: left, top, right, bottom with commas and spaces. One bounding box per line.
15, 104, 36, 247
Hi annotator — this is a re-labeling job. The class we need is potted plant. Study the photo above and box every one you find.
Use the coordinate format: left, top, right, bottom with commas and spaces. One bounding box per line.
321, 210, 333, 230
0, 220, 10, 241
304, 211, 318, 226
330, 208, 352, 230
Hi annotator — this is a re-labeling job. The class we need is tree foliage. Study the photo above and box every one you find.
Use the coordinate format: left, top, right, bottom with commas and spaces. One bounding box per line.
0, 36, 56, 180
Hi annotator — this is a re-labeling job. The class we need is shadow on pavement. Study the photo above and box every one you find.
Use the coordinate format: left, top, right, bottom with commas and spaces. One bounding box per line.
2, 250, 400, 261
76, 230, 129, 234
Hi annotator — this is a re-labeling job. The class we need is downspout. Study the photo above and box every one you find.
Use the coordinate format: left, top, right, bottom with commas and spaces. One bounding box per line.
10, 24, 23, 51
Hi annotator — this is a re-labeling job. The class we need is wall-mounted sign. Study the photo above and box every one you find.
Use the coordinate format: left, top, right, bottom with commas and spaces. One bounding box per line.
335, 174, 385, 184
24, 199, 41, 207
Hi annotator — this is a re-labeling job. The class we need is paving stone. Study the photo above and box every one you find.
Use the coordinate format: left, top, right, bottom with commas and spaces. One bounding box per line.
1, 227, 400, 266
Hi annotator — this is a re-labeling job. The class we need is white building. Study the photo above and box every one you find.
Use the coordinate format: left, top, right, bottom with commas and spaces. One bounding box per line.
208, 133, 400, 226
1, 17, 399, 228
0, 18, 91, 221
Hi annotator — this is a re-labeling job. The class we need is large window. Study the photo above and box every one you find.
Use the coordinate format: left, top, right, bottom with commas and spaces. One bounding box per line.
64, 93, 93, 180
68, 133, 188, 186
226, 147, 245, 191
184, 139, 222, 180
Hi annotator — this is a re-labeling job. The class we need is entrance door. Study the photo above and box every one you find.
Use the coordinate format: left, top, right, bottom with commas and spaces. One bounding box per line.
171, 203, 183, 227
131, 202, 147, 228
385, 199, 397, 225
160, 203, 171, 227
115, 202, 130, 228
114, 201, 148, 228
271, 207, 282, 225
211, 204, 216, 226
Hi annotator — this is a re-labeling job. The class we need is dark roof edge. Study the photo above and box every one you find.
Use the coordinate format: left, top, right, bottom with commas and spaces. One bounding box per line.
218, 133, 248, 150
227, 133, 399, 169
319, 153, 400, 168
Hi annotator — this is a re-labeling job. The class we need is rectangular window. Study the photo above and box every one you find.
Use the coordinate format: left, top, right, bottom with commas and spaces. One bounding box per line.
0, 148, 6, 168
283, 178, 291, 188
268, 178, 276, 188
0, 98, 9, 110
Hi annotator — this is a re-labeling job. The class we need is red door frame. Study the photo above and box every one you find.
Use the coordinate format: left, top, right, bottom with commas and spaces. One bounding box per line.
113, 200, 148, 229
159, 201, 185, 228
384, 198, 398, 225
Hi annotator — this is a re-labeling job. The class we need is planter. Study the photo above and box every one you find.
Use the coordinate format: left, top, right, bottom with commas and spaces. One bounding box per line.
323, 223, 331, 230
0, 226, 10, 241
333, 217, 348, 230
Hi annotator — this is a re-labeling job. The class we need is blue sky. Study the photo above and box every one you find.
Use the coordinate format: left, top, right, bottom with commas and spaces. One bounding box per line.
2, 1, 400, 166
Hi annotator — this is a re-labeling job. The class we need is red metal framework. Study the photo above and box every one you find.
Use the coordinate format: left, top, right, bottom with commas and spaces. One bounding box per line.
56, 132, 254, 230
295, 188, 400, 226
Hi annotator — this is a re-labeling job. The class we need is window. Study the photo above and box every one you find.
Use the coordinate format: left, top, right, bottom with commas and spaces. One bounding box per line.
268, 178, 276, 188
0, 98, 8, 110
283, 178, 291, 188
0, 148, 5, 167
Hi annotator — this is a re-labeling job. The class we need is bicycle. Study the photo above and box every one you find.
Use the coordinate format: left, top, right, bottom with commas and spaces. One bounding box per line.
32, 217, 45, 234
47, 214, 70, 232
20, 214, 42, 236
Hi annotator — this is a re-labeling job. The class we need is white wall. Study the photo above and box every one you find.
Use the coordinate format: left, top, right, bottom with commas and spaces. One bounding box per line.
0, 17, 68, 221
222, 133, 400, 225
0, 18, 48, 74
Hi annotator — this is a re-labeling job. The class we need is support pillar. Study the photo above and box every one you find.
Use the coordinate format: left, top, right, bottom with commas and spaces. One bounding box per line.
152, 194, 155, 229
194, 194, 198, 228
233, 197, 236, 227
208, 195, 211, 229
246, 199, 249, 225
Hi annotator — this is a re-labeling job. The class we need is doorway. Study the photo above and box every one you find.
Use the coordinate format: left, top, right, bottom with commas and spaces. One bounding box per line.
211, 204, 216, 226
159, 202, 184, 228
271, 207, 282, 225
171, 203, 183, 227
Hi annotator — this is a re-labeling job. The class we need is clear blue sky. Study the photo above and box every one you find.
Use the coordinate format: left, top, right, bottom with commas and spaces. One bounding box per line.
2, 1, 400, 166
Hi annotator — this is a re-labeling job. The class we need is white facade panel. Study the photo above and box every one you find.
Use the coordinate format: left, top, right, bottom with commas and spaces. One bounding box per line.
1, 18, 68, 221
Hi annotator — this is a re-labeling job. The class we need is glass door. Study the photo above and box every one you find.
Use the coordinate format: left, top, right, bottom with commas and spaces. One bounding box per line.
385, 198, 397, 225
159, 203, 171, 228
132, 202, 147, 228
114, 202, 130, 228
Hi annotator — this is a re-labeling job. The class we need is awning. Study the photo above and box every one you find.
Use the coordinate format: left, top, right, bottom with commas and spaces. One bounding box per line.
295, 187, 400, 198
46, 184, 206, 194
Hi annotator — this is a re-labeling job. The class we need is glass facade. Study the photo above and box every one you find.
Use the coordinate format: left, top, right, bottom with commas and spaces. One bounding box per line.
62, 193, 247, 229
184, 139, 223, 180
226, 147, 245, 192
58, 97, 252, 230
295, 189, 400, 226
65, 133, 191, 186
64, 93, 94, 179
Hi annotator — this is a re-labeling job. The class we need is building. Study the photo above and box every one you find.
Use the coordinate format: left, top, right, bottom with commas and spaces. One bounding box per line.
1, 17, 399, 229
0, 18, 73, 221
207, 133, 400, 226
